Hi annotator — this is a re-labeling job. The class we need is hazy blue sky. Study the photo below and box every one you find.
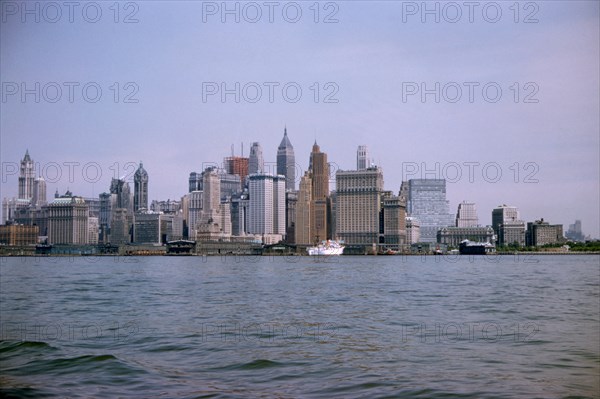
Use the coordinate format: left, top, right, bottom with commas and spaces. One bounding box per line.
1, 1, 599, 237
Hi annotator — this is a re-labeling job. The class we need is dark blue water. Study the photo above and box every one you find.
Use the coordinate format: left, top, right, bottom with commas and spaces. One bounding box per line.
1, 255, 598, 398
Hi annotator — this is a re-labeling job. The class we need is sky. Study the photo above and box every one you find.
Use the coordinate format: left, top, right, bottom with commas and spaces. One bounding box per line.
1, 1, 599, 238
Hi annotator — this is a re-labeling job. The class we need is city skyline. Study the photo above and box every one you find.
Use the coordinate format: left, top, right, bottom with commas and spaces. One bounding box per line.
1, 144, 595, 241
1, 2, 598, 237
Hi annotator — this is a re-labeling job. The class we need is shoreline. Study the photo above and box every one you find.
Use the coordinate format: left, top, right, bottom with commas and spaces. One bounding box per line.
1, 252, 599, 257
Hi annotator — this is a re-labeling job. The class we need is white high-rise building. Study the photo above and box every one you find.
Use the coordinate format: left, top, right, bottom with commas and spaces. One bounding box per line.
248, 174, 286, 238
456, 201, 478, 227
357, 145, 370, 170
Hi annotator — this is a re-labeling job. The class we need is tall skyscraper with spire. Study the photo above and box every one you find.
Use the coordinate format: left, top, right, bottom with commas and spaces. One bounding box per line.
134, 162, 149, 212
18, 150, 35, 200
276, 127, 296, 191
248, 142, 264, 175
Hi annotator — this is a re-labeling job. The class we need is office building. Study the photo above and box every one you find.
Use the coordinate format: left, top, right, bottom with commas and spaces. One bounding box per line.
18, 150, 35, 201
32, 177, 47, 208
285, 191, 297, 243
406, 179, 454, 243
248, 173, 286, 240
383, 194, 407, 248
110, 208, 131, 245
248, 142, 264, 175
134, 161, 149, 212
406, 217, 420, 244
0, 224, 39, 246
47, 192, 89, 245
309, 141, 330, 243
224, 156, 249, 187
437, 226, 495, 247
456, 201, 478, 227
88, 217, 99, 245
277, 127, 296, 191
336, 167, 384, 245
492, 205, 526, 246
295, 173, 312, 245
526, 219, 564, 247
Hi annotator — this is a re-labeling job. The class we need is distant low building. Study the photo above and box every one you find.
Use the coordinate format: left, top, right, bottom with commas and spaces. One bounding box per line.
565, 220, 585, 242
0, 224, 39, 246
526, 219, 564, 247
437, 226, 495, 247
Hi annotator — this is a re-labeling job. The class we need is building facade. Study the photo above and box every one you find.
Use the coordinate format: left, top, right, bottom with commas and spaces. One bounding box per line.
492, 205, 526, 246
383, 194, 407, 248
526, 219, 564, 247
406, 179, 454, 243
295, 173, 312, 245
437, 226, 495, 247
0, 224, 39, 245
248, 173, 286, 240
134, 162, 149, 212
336, 167, 384, 245
47, 194, 89, 245
456, 201, 478, 227
32, 177, 47, 208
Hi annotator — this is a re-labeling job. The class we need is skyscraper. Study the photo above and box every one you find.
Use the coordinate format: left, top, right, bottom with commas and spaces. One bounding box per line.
309, 141, 330, 243
309, 141, 329, 199
406, 179, 454, 243
134, 161, 149, 212
18, 150, 35, 200
277, 127, 296, 191
357, 145, 370, 170
456, 201, 478, 227
248, 174, 286, 239
248, 142, 264, 175
295, 173, 312, 245
336, 167, 384, 244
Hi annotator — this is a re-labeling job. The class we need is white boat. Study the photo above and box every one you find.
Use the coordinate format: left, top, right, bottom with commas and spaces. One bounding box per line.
307, 240, 345, 256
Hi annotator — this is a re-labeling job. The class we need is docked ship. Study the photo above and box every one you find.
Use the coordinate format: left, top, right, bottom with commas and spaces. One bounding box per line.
459, 240, 496, 255
307, 240, 345, 256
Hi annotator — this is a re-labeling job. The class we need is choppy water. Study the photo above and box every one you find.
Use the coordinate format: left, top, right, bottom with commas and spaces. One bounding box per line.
1, 254, 598, 398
